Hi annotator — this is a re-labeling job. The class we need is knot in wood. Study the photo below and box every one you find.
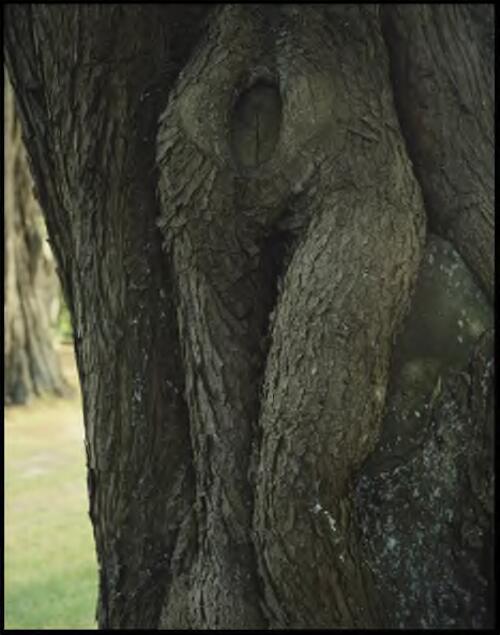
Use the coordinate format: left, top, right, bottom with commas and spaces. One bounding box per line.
230, 82, 282, 169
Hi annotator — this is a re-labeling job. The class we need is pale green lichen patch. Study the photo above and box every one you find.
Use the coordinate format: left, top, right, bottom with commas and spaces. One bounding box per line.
393, 234, 492, 382
373, 234, 492, 460
354, 235, 494, 627
355, 376, 492, 627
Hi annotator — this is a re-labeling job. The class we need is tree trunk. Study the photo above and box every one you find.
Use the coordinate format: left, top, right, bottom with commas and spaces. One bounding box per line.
4, 69, 68, 405
4, 4, 494, 629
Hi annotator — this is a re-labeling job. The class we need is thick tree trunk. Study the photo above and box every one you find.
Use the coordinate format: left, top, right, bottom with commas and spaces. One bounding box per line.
4, 4, 494, 629
381, 5, 494, 303
4, 70, 68, 405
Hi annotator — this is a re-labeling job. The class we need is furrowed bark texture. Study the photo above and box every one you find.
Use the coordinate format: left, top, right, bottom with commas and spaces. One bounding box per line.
157, 5, 425, 628
381, 5, 494, 302
5, 3, 494, 630
5, 4, 211, 628
358, 9, 495, 625
4, 69, 68, 404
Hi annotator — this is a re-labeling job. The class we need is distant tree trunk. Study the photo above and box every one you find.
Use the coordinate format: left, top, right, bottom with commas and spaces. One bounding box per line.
4, 4, 494, 629
4, 70, 68, 404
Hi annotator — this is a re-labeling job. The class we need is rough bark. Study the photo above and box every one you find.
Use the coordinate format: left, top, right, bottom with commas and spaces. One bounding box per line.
4, 4, 494, 630
381, 5, 494, 302
4, 69, 68, 404
356, 236, 493, 628
5, 4, 212, 628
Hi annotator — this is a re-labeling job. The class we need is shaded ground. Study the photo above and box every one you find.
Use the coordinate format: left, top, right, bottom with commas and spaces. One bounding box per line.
4, 343, 98, 629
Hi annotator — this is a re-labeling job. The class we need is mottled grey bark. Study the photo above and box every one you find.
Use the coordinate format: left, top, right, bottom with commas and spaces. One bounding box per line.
356, 236, 493, 628
4, 3, 494, 630
4, 70, 68, 404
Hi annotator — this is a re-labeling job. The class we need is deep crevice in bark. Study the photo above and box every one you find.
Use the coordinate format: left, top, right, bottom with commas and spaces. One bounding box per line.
258, 225, 298, 356
5, 3, 494, 630
379, 13, 437, 238
378, 6, 493, 304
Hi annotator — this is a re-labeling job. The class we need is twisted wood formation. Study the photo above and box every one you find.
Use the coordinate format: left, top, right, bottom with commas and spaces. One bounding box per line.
157, 6, 425, 627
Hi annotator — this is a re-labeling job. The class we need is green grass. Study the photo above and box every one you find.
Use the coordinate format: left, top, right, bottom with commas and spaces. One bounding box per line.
4, 348, 98, 629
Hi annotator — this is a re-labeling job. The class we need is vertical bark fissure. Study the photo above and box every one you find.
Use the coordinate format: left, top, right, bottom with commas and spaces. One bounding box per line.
5, 5, 212, 629
157, 6, 292, 627
157, 5, 427, 628
6, 4, 493, 630
379, 5, 494, 303
251, 6, 427, 627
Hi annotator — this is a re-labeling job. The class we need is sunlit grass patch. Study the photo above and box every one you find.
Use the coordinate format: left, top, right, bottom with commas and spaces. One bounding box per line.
4, 345, 98, 629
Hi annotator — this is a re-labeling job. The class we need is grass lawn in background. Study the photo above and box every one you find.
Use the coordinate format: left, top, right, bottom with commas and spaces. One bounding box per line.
4, 345, 98, 629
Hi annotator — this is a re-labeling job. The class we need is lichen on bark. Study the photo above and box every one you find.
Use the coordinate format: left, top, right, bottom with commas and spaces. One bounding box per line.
4, 3, 494, 630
